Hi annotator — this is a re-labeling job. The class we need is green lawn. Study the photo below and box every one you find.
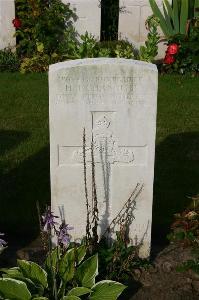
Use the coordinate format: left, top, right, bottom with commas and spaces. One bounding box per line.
0, 73, 198, 243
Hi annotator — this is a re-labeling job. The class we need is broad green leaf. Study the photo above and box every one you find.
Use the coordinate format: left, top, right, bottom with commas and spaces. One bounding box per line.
59, 248, 75, 282
32, 298, 49, 300
45, 247, 61, 271
89, 280, 126, 300
36, 42, 44, 53
0, 278, 31, 300
63, 296, 81, 300
67, 287, 91, 297
76, 254, 98, 288
0, 267, 22, 277
76, 245, 87, 265
17, 260, 47, 288
180, 0, 189, 34
1, 266, 37, 292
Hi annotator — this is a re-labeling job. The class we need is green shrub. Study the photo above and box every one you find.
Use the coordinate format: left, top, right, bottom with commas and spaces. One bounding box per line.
139, 15, 160, 62
19, 34, 137, 73
99, 40, 136, 59
78, 37, 136, 59
20, 52, 62, 74
0, 49, 20, 72
15, 0, 77, 57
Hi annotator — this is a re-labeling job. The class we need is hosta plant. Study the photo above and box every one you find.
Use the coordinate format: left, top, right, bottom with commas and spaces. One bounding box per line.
0, 209, 125, 300
0, 246, 126, 300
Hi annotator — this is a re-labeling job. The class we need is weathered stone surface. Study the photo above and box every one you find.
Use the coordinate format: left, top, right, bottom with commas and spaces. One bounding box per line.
0, 0, 15, 50
49, 58, 158, 258
62, 0, 101, 39
118, 0, 171, 59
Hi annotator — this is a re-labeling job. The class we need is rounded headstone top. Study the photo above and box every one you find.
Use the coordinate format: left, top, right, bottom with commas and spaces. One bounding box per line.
49, 58, 157, 73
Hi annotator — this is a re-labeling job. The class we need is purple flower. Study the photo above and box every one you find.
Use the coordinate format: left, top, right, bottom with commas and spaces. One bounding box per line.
42, 207, 59, 232
0, 233, 7, 247
57, 223, 73, 247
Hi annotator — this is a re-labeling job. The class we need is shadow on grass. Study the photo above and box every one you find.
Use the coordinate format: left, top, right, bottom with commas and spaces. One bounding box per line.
0, 130, 30, 156
152, 131, 199, 245
0, 142, 50, 246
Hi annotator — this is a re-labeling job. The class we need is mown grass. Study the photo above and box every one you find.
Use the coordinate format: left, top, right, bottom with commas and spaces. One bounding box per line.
0, 73, 198, 244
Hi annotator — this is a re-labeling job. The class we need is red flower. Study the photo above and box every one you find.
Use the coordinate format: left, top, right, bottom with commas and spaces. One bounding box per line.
167, 43, 179, 55
12, 18, 22, 29
164, 54, 175, 65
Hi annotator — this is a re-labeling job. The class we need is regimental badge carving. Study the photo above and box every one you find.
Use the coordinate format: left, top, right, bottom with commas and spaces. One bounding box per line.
95, 115, 110, 129
73, 115, 135, 164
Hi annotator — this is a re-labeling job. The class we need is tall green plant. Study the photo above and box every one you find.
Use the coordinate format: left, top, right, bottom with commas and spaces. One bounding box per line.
15, 0, 77, 57
139, 15, 160, 62
149, 0, 196, 37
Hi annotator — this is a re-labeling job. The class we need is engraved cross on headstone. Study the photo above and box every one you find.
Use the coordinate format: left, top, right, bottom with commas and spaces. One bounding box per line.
58, 111, 148, 167
58, 111, 148, 232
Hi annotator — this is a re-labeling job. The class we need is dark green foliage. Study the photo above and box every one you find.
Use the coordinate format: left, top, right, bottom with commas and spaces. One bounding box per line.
60, 34, 136, 60
162, 18, 199, 74
96, 40, 136, 58
15, 0, 77, 57
0, 49, 20, 72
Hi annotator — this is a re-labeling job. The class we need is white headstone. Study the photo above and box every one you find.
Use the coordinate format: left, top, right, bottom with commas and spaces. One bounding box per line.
0, 0, 15, 50
49, 58, 158, 258
62, 0, 101, 39
118, 0, 171, 59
